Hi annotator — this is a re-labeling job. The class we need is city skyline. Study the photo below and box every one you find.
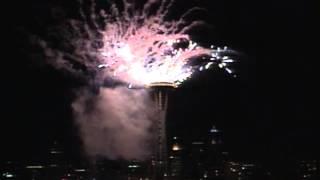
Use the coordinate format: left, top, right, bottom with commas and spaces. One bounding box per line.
1, 0, 318, 179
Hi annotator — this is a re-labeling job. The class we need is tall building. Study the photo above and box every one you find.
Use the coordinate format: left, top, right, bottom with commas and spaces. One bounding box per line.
148, 82, 176, 180
206, 126, 225, 179
168, 136, 183, 179
186, 140, 207, 179
48, 141, 65, 168
46, 141, 66, 180
208, 126, 223, 145
184, 125, 226, 179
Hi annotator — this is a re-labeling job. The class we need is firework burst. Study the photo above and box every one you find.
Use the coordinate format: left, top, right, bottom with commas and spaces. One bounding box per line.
40, 0, 236, 87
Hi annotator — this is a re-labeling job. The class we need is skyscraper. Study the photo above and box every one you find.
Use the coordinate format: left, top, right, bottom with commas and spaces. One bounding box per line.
208, 125, 223, 145
47, 141, 66, 180
184, 125, 226, 179
169, 136, 183, 179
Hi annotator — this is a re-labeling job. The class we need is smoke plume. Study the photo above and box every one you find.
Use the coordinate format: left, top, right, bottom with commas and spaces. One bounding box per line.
72, 86, 157, 160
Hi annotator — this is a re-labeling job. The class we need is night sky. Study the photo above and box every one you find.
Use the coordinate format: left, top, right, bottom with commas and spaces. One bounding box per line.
1, 0, 317, 170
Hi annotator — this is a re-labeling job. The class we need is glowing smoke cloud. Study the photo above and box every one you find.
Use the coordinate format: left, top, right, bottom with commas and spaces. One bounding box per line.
37, 0, 236, 160
72, 87, 157, 160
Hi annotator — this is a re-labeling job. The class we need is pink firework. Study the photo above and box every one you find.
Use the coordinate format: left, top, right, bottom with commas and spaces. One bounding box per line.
42, 0, 236, 87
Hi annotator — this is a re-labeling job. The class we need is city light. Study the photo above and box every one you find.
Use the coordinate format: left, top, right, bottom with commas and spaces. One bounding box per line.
25, 165, 45, 169
172, 144, 181, 151
2, 172, 14, 178
128, 165, 140, 168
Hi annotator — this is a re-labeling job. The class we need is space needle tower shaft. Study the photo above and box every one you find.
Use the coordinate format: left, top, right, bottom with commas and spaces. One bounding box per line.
147, 82, 176, 180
